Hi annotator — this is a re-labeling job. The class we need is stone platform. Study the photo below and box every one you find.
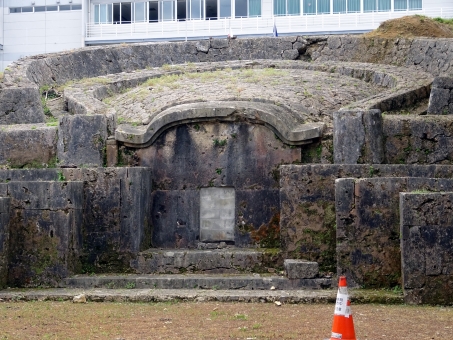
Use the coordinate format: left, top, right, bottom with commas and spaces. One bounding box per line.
0, 287, 404, 304
63, 274, 331, 290
130, 248, 281, 274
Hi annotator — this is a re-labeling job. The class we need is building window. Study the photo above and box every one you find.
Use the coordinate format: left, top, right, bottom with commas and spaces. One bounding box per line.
94, 4, 113, 23
60, 5, 72, 11
395, 0, 422, 10
333, 0, 361, 13
35, 6, 46, 12
364, 0, 391, 12
303, 0, 330, 14
46, 6, 59, 11
219, 0, 232, 18
10, 8, 21, 13
274, 0, 300, 16
236, 0, 261, 18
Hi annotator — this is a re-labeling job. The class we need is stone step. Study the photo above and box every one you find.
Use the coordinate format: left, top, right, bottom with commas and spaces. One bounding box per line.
63, 274, 332, 290
130, 248, 285, 275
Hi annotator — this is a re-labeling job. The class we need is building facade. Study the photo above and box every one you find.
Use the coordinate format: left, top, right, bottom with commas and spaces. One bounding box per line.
0, 0, 452, 70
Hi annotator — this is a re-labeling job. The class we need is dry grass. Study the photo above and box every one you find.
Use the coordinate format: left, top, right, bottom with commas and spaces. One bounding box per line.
364, 15, 453, 39
0, 301, 452, 339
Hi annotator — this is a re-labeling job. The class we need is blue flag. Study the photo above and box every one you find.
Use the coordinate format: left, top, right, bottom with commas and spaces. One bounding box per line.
273, 20, 278, 37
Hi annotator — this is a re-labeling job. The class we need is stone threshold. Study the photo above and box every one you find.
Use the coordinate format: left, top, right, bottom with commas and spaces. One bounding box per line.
0, 288, 404, 304
63, 274, 331, 290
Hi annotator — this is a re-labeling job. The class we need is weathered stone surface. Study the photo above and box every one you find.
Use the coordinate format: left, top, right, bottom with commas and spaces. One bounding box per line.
427, 77, 453, 114
383, 115, 453, 165
311, 36, 453, 77
200, 187, 235, 242
284, 260, 319, 279
0, 168, 152, 275
65, 167, 152, 273
57, 115, 109, 168
400, 192, 453, 305
333, 110, 384, 164
0, 87, 45, 125
2, 181, 83, 287
280, 164, 453, 274
63, 274, 332, 290
0, 124, 57, 168
0, 198, 10, 289
106, 138, 118, 167
137, 121, 300, 190
335, 177, 453, 288
131, 249, 269, 274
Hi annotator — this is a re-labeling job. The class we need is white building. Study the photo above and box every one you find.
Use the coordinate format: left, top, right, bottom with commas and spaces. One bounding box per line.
0, 0, 452, 70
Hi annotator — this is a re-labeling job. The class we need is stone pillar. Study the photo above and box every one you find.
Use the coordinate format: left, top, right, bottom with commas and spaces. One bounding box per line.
0, 197, 10, 289
106, 137, 118, 167
333, 109, 384, 164
427, 77, 453, 115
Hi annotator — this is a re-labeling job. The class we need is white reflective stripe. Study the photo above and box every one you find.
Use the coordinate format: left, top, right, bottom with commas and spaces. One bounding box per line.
334, 292, 350, 316
331, 332, 342, 339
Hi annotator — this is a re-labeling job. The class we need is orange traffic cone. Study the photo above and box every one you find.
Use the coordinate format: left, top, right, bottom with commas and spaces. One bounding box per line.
328, 276, 357, 340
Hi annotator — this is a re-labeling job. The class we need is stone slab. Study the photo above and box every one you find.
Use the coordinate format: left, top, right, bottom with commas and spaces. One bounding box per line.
131, 249, 269, 275
57, 114, 109, 168
200, 187, 235, 242
63, 274, 332, 291
0, 124, 57, 168
0, 287, 406, 304
2, 181, 82, 210
427, 77, 453, 115
0, 87, 45, 125
284, 260, 319, 279
400, 192, 453, 305
383, 115, 453, 165
333, 109, 384, 164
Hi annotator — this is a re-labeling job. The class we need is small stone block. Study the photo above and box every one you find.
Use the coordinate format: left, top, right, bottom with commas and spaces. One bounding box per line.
284, 259, 319, 279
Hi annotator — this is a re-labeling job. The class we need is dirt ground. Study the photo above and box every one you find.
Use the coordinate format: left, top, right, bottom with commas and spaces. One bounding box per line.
364, 15, 453, 39
0, 301, 452, 339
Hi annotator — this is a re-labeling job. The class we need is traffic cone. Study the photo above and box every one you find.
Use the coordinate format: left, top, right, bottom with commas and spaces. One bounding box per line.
328, 276, 357, 340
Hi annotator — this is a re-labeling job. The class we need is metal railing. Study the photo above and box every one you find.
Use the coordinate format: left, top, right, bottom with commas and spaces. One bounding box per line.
85, 7, 453, 41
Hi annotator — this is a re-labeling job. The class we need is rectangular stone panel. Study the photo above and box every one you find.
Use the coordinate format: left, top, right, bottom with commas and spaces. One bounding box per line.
151, 190, 200, 249
200, 187, 235, 242
400, 192, 453, 305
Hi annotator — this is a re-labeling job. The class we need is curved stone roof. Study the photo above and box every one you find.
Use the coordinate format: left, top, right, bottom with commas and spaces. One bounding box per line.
61, 59, 432, 147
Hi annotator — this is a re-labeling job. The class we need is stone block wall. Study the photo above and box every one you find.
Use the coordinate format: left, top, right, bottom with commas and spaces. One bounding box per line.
0, 167, 152, 278
0, 181, 83, 287
311, 36, 453, 77
336, 177, 453, 288
0, 197, 10, 288
383, 115, 453, 165
280, 164, 453, 274
400, 192, 453, 305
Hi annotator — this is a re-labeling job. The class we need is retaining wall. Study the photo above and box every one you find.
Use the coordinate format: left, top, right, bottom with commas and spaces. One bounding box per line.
400, 192, 453, 305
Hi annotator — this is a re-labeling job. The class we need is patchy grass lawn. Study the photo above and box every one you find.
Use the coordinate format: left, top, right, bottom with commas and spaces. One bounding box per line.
0, 301, 452, 339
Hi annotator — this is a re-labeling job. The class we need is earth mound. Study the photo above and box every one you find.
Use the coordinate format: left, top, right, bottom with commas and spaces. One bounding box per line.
364, 15, 453, 39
